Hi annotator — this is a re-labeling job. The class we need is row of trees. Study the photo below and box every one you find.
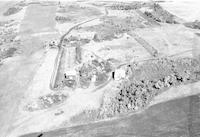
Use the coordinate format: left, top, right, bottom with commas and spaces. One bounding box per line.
100, 57, 200, 117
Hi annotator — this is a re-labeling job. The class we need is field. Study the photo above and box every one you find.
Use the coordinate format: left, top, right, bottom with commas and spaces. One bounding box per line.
0, 0, 200, 137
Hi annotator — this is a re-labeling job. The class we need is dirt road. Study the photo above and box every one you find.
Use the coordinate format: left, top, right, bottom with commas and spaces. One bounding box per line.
50, 7, 108, 89
50, 17, 99, 89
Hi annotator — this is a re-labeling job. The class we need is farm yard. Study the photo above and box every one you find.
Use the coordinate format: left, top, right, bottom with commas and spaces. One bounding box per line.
0, 1, 200, 137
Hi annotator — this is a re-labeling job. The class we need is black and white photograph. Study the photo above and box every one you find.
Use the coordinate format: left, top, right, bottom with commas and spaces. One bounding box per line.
0, 0, 200, 137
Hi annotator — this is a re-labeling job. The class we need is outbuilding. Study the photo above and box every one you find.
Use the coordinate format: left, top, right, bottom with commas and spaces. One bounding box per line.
113, 68, 126, 81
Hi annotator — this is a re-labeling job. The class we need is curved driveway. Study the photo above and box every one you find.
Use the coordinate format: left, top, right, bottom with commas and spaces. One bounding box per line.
50, 8, 108, 90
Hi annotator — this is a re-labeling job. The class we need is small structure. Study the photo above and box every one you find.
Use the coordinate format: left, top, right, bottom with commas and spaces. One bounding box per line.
49, 40, 58, 48
63, 70, 77, 88
91, 74, 97, 83
113, 68, 126, 81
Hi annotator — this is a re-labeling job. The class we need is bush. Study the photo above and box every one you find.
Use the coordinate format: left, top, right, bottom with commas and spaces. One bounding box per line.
3, 7, 22, 16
